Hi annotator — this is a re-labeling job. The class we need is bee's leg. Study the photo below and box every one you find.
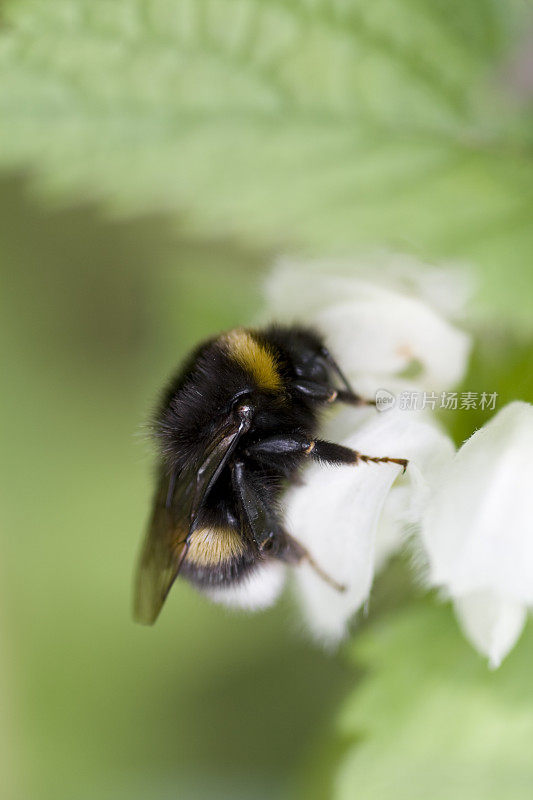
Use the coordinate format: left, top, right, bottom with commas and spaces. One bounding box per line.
310, 439, 408, 472
280, 533, 346, 592
246, 434, 408, 473
230, 460, 275, 550
292, 380, 375, 407
230, 460, 346, 592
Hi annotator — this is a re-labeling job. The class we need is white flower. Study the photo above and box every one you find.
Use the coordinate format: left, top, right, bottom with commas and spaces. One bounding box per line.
421, 402, 533, 667
264, 254, 472, 395
287, 410, 455, 645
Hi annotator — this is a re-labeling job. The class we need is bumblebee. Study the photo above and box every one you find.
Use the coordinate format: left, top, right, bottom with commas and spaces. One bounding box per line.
134, 325, 407, 624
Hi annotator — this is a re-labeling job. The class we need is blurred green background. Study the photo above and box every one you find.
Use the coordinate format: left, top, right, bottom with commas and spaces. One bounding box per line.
1, 1, 533, 799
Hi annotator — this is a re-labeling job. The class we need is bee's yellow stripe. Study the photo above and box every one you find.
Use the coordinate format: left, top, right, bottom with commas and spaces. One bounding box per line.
222, 328, 282, 391
187, 526, 245, 567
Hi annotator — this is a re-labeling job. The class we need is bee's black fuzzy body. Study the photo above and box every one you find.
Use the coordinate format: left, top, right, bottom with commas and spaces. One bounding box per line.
134, 325, 407, 624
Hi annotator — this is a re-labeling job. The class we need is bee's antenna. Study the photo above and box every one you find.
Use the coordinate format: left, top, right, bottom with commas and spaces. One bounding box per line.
321, 347, 354, 394
321, 347, 376, 406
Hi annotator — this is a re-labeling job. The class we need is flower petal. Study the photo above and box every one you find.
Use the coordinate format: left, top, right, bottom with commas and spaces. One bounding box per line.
287, 411, 455, 644
421, 402, 533, 605
373, 485, 412, 572
375, 417, 456, 571
454, 590, 527, 669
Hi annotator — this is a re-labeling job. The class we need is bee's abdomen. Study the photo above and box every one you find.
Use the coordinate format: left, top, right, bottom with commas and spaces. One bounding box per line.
181, 522, 258, 588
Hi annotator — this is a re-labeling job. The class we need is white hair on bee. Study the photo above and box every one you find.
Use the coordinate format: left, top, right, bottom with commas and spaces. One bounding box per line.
205, 562, 287, 611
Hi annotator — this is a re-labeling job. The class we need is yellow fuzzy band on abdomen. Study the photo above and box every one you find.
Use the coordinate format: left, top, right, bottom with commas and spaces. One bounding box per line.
186, 526, 245, 567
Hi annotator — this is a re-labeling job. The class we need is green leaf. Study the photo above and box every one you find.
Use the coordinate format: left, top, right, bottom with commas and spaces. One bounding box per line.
1, 0, 533, 323
307, 601, 533, 800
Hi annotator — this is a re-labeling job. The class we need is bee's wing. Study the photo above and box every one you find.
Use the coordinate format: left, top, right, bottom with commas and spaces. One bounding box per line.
133, 413, 251, 625
132, 472, 190, 626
